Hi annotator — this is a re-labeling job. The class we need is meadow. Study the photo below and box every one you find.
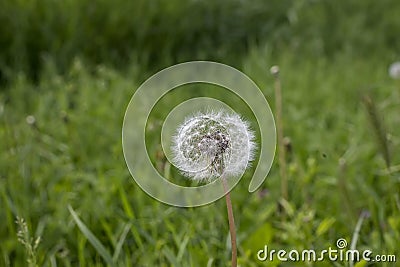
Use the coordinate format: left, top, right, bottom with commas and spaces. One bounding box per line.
0, 0, 399, 266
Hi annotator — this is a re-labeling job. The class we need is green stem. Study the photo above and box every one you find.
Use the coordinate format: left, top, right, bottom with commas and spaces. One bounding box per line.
349, 211, 369, 267
222, 177, 237, 267
272, 66, 288, 201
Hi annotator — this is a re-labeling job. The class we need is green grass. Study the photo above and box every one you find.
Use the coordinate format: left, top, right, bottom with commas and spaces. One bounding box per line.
1, 0, 400, 84
1, 47, 399, 266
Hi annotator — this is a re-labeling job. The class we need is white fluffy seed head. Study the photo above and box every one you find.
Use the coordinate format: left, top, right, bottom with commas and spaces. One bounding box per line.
389, 62, 400, 79
171, 110, 256, 182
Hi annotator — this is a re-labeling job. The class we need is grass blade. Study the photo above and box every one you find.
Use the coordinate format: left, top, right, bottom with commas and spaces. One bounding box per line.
112, 223, 131, 262
68, 205, 115, 266
162, 247, 179, 267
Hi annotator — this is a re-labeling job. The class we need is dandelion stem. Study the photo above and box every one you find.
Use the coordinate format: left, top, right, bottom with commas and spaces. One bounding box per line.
222, 177, 237, 267
271, 66, 288, 200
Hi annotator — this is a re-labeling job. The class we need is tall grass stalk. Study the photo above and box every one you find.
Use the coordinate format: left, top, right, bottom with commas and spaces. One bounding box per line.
337, 158, 356, 224
362, 94, 391, 168
16, 217, 41, 267
271, 65, 288, 201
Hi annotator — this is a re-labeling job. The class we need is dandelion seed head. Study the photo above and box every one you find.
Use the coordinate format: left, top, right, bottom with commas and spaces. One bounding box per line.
171, 110, 256, 182
26, 115, 36, 125
389, 62, 400, 79
270, 65, 280, 77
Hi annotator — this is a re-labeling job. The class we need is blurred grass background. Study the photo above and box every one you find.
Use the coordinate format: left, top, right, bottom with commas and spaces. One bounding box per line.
0, 0, 399, 266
